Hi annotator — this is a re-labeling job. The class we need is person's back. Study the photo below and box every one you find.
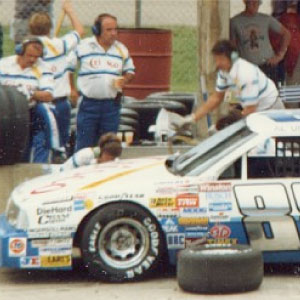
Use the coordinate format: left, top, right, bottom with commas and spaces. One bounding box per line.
59, 132, 122, 172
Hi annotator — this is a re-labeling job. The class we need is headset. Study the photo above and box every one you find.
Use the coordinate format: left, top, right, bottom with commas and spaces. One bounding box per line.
15, 37, 44, 57
91, 13, 117, 36
230, 51, 239, 63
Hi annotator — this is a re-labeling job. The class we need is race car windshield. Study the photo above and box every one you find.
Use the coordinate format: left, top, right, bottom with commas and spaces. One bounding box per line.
169, 119, 255, 176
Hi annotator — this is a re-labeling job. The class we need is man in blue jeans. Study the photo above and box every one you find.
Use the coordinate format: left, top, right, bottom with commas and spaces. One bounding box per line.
68, 13, 135, 151
29, 0, 84, 158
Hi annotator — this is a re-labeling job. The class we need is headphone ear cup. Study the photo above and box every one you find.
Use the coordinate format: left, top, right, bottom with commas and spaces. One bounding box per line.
15, 44, 23, 55
92, 20, 102, 36
91, 25, 99, 36
231, 51, 239, 63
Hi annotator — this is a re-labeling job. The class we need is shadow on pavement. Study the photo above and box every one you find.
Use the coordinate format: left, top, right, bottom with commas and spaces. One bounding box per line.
1, 261, 176, 285
264, 263, 300, 277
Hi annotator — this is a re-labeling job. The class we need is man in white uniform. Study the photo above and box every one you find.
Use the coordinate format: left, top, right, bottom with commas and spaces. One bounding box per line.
173, 39, 285, 129
59, 132, 122, 171
68, 13, 135, 152
0, 37, 55, 162
29, 0, 84, 157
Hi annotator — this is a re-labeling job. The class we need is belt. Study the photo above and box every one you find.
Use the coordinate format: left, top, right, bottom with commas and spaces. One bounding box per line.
53, 97, 68, 103
82, 96, 115, 101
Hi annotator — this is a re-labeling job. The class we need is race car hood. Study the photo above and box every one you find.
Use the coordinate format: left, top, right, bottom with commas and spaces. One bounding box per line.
12, 156, 170, 205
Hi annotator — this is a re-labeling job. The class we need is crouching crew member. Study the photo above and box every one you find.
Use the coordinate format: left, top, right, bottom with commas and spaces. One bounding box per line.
60, 132, 122, 171
0, 37, 57, 163
29, 0, 84, 158
68, 13, 135, 152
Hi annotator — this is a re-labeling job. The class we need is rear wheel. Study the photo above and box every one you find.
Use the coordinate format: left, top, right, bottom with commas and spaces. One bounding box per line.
80, 203, 165, 282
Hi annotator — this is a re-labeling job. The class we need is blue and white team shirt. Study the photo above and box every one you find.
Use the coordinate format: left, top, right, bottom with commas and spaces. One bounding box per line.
0, 55, 54, 96
40, 31, 80, 98
216, 58, 278, 111
59, 146, 100, 171
0, 55, 61, 151
68, 36, 135, 99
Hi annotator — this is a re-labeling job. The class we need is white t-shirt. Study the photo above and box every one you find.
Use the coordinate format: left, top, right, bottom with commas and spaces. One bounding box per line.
216, 58, 278, 111
41, 31, 80, 98
60, 147, 100, 171
68, 36, 135, 99
0, 55, 54, 96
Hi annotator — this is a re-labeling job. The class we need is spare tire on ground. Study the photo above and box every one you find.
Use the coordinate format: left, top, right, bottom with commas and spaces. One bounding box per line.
0, 85, 29, 165
177, 244, 263, 294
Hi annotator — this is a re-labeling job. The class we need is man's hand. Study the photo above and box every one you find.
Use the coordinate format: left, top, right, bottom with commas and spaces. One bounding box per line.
113, 76, 125, 91
69, 87, 79, 107
170, 114, 195, 131
63, 0, 73, 14
267, 53, 284, 66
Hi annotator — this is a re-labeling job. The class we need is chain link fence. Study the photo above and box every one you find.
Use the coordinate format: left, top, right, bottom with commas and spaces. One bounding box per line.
0, 0, 199, 93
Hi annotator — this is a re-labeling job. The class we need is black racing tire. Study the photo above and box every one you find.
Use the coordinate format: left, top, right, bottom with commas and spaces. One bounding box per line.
146, 92, 197, 114
80, 202, 166, 282
123, 99, 187, 116
120, 107, 139, 120
123, 100, 187, 140
119, 116, 139, 128
118, 124, 136, 132
177, 244, 263, 294
0, 85, 29, 165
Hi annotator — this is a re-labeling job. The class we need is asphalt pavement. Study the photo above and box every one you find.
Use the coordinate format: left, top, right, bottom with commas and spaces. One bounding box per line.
1, 264, 300, 300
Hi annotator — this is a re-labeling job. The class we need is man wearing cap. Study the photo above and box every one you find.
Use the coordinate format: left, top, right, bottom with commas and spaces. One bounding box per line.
230, 0, 291, 85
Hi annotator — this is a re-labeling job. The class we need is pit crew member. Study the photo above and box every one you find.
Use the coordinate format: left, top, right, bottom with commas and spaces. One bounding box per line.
59, 132, 122, 171
0, 37, 56, 163
29, 0, 84, 156
68, 13, 135, 152
172, 39, 285, 129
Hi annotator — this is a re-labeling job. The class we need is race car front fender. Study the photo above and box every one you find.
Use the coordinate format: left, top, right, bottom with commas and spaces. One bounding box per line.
0, 214, 72, 270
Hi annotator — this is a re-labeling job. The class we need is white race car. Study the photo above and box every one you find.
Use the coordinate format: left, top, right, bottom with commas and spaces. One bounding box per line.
1, 109, 300, 282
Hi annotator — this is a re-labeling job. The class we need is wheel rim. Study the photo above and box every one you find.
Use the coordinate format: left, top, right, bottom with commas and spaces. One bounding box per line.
98, 218, 150, 269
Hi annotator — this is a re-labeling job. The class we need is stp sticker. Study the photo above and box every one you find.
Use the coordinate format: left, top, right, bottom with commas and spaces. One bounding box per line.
210, 225, 231, 239
9, 238, 27, 257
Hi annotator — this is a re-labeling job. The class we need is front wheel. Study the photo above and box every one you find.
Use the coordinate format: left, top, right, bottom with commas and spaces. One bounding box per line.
80, 203, 165, 282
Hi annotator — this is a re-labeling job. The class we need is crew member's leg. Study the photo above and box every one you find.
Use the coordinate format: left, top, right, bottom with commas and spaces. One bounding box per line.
98, 99, 120, 138
75, 97, 102, 152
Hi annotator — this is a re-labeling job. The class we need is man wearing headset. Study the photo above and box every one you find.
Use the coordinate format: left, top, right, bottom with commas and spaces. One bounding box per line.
172, 39, 285, 129
0, 37, 56, 162
68, 13, 135, 152
29, 0, 84, 159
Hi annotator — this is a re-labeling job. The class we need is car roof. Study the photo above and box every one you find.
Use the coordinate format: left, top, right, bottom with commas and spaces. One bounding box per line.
246, 109, 300, 137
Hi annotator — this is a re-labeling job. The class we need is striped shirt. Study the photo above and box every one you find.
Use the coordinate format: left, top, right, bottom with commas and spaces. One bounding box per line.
60, 147, 100, 171
0, 55, 54, 96
68, 36, 135, 99
216, 58, 278, 111
40, 31, 80, 98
